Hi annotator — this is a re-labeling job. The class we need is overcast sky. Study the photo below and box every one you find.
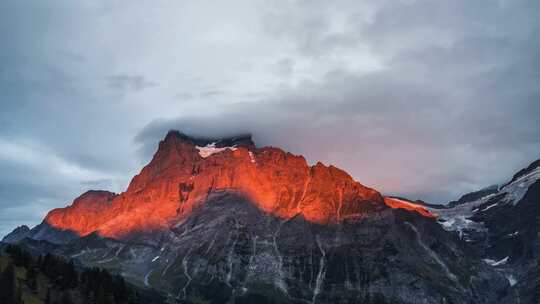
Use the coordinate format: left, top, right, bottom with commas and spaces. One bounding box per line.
1, 0, 539, 237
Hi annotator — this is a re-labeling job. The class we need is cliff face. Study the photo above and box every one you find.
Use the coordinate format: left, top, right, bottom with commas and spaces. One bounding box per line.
44, 190, 117, 236
44, 131, 385, 239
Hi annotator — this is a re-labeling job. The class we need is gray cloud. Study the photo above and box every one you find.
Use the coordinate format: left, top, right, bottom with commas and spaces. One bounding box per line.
1, 0, 539, 237
270, 58, 295, 77
135, 0, 540, 203
199, 89, 226, 98
107, 74, 157, 92
173, 92, 195, 101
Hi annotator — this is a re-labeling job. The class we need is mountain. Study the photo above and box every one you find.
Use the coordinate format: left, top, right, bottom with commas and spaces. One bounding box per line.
2, 226, 30, 244
445, 185, 499, 208
31, 131, 383, 240
425, 159, 540, 303
2, 131, 517, 303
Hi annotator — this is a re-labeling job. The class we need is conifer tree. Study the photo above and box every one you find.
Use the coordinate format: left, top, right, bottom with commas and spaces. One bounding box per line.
44, 289, 52, 304
61, 291, 73, 304
0, 262, 17, 304
27, 265, 38, 291
15, 283, 23, 304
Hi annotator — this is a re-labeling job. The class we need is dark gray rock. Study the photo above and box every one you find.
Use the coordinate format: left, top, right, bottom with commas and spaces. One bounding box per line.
1, 225, 30, 243
13, 191, 514, 304
432, 159, 540, 304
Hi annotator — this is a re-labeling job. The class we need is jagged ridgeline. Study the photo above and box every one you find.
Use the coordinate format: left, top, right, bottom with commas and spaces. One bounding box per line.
0, 244, 163, 304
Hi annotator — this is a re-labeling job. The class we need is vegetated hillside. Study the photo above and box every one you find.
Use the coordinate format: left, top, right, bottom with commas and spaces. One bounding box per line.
0, 245, 163, 304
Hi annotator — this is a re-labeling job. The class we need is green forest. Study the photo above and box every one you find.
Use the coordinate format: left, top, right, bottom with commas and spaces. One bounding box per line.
0, 245, 162, 304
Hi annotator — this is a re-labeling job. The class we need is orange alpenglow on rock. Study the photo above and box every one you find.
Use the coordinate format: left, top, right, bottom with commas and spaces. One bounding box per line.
44, 130, 430, 239
383, 197, 437, 218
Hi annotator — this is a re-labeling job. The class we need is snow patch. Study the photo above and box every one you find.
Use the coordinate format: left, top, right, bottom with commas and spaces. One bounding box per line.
483, 256, 509, 266
438, 215, 485, 238
500, 166, 540, 205
312, 236, 327, 304
152, 255, 160, 262
272, 222, 288, 294
506, 274, 517, 286
115, 245, 125, 257
71, 249, 88, 258
144, 269, 154, 287
196, 142, 237, 158
248, 151, 256, 164
161, 258, 174, 277
480, 202, 498, 212
179, 254, 192, 299
434, 164, 540, 234
225, 234, 238, 287
430, 194, 493, 237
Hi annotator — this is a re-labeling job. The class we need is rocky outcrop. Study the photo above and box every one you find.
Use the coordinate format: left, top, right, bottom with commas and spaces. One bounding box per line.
383, 197, 436, 218
1, 225, 30, 243
44, 190, 117, 237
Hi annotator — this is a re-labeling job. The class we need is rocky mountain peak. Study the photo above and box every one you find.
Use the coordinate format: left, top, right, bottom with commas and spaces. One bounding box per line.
39, 130, 391, 239
161, 129, 255, 149
43, 190, 117, 237
1, 225, 30, 243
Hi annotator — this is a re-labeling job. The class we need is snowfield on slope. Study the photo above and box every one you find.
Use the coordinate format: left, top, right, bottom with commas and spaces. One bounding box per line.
196, 142, 238, 158
500, 165, 540, 205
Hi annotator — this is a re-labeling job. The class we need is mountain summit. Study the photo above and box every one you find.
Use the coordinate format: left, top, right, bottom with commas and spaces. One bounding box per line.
43, 130, 385, 239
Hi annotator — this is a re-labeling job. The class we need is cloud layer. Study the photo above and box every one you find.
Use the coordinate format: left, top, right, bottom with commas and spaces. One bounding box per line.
1, 0, 539, 237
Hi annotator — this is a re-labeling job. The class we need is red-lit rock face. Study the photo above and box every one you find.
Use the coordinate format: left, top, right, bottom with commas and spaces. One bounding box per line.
45, 131, 388, 239
45, 190, 117, 235
383, 197, 436, 218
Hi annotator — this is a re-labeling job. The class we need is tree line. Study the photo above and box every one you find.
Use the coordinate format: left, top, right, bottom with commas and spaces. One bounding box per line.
0, 245, 145, 304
